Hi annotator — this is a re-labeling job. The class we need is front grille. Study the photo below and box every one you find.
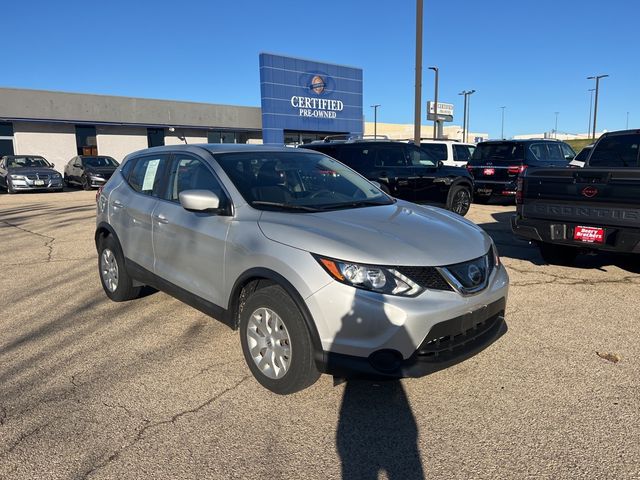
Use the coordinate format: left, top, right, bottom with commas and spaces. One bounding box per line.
395, 266, 453, 291
26, 174, 50, 180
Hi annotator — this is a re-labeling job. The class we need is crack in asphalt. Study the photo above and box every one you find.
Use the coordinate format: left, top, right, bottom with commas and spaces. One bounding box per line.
0, 406, 6, 425
1, 220, 55, 262
78, 374, 251, 479
0, 419, 55, 460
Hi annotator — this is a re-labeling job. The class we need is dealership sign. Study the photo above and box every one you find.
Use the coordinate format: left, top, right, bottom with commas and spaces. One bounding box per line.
259, 53, 363, 144
427, 101, 454, 122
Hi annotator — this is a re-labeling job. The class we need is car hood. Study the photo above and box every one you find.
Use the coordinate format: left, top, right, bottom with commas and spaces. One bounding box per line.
258, 200, 491, 266
8, 167, 58, 175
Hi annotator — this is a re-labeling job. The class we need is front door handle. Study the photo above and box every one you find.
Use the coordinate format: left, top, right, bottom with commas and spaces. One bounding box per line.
112, 200, 124, 209
153, 214, 169, 224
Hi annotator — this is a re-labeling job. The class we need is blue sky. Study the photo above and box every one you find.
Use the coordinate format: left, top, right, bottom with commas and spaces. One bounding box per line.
2, 0, 637, 138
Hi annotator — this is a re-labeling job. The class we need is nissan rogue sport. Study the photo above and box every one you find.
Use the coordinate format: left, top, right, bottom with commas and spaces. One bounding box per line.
95, 144, 509, 394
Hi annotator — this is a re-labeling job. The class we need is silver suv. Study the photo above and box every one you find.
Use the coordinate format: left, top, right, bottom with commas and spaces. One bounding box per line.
95, 145, 509, 394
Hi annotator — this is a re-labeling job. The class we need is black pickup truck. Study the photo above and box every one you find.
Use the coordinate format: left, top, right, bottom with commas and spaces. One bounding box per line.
512, 130, 640, 264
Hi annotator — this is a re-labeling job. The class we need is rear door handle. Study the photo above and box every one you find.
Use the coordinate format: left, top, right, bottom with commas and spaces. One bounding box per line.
153, 214, 169, 224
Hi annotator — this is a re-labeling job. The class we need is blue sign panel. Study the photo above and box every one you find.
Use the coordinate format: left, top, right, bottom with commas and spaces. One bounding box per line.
259, 53, 363, 145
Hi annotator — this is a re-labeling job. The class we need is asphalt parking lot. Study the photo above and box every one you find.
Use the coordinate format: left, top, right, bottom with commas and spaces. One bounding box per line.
1, 190, 639, 480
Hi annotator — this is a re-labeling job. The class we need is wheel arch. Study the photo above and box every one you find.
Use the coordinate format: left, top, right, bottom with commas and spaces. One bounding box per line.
228, 267, 324, 364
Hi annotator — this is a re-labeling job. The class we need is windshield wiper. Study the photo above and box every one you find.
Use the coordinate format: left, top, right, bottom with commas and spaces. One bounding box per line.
250, 201, 322, 212
318, 199, 393, 210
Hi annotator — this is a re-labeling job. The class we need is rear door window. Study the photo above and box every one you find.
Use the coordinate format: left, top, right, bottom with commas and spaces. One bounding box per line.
589, 134, 640, 168
453, 144, 472, 162
338, 146, 376, 172
127, 155, 169, 196
421, 143, 447, 161
374, 146, 408, 167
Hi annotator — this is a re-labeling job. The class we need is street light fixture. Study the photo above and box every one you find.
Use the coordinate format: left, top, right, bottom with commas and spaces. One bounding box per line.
458, 90, 476, 142
370, 104, 381, 138
587, 74, 609, 139
428, 66, 439, 139
500, 106, 506, 139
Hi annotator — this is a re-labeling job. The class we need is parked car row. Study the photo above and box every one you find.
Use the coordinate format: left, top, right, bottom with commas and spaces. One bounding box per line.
0, 154, 119, 194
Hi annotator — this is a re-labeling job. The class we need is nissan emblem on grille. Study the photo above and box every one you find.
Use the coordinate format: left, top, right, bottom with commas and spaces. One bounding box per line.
467, 264, 483, 286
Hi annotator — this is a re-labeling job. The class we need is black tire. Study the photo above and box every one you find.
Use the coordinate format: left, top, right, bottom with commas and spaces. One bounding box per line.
539, 242, 578, 266
97, 235, 142, 301
474, 193, 491, 204
81, 175, 92, 191
447, 185, 472, 216
239, 284, 320, 394
63, 175, 71, 187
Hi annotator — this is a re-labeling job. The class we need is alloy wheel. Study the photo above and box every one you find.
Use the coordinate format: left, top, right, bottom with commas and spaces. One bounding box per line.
452, 189, 471, 215
100, 248, 119, 292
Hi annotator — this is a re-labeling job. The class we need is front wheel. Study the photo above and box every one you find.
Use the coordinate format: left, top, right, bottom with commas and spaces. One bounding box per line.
447, 185, 472, 216
7, 179, 16, 194
98, 235, 142, 301
240, 284, 320, 394
81, 175, 92, 191
539, 242, 578, 266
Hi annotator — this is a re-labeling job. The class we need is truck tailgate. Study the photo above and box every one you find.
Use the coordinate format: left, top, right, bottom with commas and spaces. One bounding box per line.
521, 168, 640, 228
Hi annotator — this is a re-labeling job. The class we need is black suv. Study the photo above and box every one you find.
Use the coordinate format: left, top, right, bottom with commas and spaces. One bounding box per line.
466, 139, 575, 203
302, 140, 474, 216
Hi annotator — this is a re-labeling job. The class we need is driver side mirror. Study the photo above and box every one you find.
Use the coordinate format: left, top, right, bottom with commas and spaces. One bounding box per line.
438, 160, 444, 168
179, 189, 221, 212
74, 163, 81, 168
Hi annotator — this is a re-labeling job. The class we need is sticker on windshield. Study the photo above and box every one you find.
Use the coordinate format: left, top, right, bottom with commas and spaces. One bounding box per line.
142, 159, 160, 191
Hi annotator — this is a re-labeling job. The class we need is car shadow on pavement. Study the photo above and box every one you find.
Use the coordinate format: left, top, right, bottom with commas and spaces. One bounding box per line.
478, 211, 640, 273
334, 290, 425, 480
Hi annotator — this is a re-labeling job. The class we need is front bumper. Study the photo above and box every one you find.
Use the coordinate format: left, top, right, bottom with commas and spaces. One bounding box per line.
9, 178, 64, 191
512, 215, 640, 253
306, 262, 509, 377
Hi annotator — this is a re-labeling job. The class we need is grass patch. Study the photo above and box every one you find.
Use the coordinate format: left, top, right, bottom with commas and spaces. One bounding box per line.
565, 138, 595, 152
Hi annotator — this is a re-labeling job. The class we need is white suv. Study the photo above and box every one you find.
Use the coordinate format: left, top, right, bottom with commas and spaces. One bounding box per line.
420, 140, 476, 167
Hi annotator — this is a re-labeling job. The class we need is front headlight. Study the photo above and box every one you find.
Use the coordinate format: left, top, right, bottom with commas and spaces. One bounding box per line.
90, 173, 104, 179
315, 255, 423, 297
52, 173, 62, 179
10, 174, 26, 180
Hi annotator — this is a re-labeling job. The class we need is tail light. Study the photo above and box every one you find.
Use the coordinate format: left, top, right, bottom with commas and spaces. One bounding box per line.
515, 177, 524, 205
96, 185, 104, 203
508, 165, 527, 175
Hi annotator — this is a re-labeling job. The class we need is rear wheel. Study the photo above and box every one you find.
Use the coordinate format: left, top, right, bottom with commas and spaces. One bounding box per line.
447, 185, 472, 216
539, 242, 578, 266
239, 284, 320, 394
98, 235, 142, 301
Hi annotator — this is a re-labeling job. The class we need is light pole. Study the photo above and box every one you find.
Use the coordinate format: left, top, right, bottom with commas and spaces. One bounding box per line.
428, 66, 439, 139
627, 111, 630, 130
554, 112, 559, 139
458, 90, 475, 142
587, 88, 595, 137
371, 104, 381, 138
413, 0, 423, 145
500, 106, 506, 139
588, 74, 609, 139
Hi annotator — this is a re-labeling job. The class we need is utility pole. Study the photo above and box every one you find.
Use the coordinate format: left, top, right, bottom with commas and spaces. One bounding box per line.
587, 88, 595, 137
413, 0, 423, 145
500, 106, 506, 139
458, 90, 476, 142
371, 104, 381, 138
429, 66, 439, 139
554, 112, 559, 139
588, 74, 608, 139
627, 111, 630, 130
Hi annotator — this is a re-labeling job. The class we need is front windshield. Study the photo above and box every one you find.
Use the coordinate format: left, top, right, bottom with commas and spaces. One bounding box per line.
7, 156, 51, 168
83, 156, 119, 168
215, 151, 394, 212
